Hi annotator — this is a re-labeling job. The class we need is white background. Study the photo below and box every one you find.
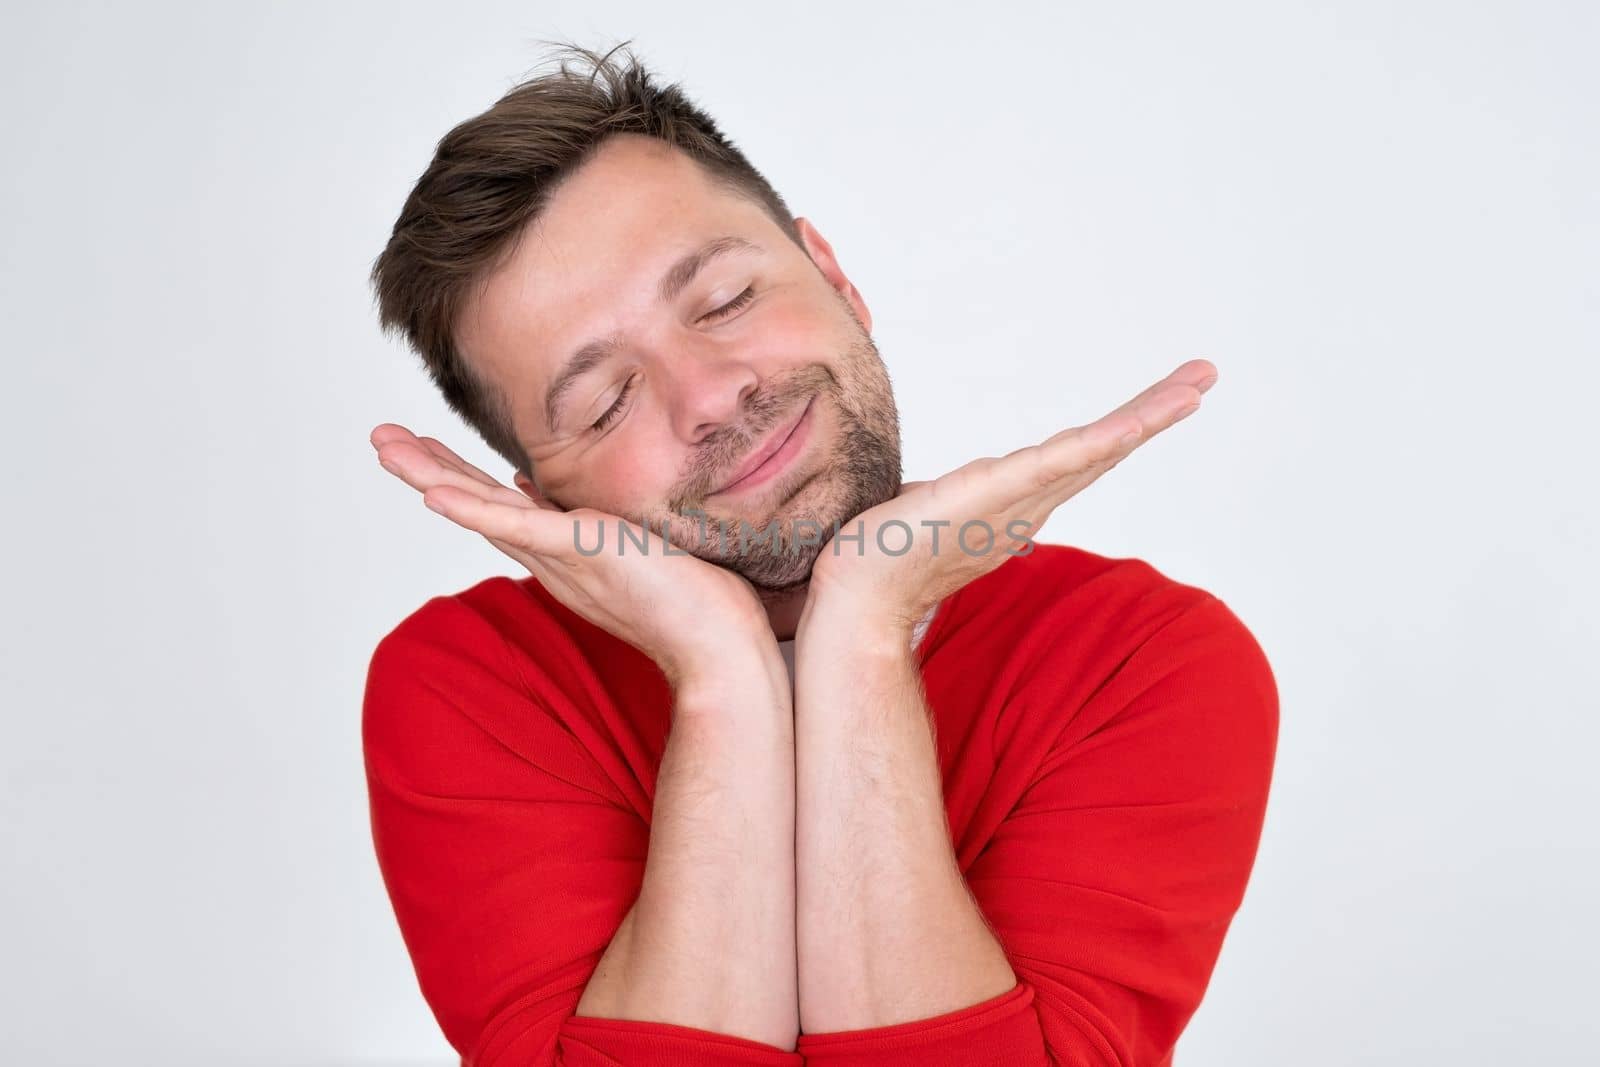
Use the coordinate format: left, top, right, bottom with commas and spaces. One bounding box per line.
2, 2, 1595, 1064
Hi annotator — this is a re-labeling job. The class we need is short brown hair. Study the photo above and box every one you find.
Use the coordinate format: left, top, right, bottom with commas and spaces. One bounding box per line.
368, 40, 803, 477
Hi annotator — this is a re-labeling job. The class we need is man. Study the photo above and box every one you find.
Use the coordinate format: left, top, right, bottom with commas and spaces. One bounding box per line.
363, 42, 1277, 1067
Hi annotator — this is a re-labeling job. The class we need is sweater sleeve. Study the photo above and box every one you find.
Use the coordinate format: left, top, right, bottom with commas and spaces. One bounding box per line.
794, 593, 1279, 1067
361, 595, 804, 1067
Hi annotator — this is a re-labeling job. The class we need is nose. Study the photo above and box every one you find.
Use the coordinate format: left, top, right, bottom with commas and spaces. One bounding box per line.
662, 342, 762, 444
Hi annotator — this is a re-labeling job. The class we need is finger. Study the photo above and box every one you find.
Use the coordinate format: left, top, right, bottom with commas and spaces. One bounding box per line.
374, 426, 581, 568
375, 425, 583, 562
414, 435, 505, 489
995, 381, 1199, 504
1036, 360, 1216, 453
415, 436, 556, 510
376, 438, 534, 510
1113, 358, 1216, 415
1033, 385, 1205, 516
1179, 358, 1219, 393
372, 423, 505, 489
975, 363, 1210, 513
1083, 378, 1204, 451
370, 422, 425, 452
422, 484, 581, 556
379, 425, 561, 512
420, 438, 562, 513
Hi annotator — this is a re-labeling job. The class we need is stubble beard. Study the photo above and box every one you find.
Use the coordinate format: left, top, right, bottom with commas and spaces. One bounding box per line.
652, 325, 903, 593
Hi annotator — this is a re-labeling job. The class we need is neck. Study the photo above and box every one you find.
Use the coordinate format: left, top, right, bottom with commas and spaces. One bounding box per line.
757, 580, 811, 642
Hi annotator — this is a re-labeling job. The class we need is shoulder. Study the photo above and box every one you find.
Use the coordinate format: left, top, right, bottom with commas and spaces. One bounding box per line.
367, 576, 520, 674
935, 541, 1265, 660
368, 572, 567, 653
365, 573, 623, 695
930, 542, 1278, 768
360, 575, 634, 800
360, 576, 544, 766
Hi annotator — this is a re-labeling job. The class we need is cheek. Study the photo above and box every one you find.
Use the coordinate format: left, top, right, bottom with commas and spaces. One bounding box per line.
758, 299, 863, 385
759, 300, 837, 356
551, 429, 684, 517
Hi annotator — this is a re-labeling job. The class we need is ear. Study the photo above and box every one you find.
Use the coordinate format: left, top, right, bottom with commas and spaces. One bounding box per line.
793, 216, 873, 335
513, 470, 562, 511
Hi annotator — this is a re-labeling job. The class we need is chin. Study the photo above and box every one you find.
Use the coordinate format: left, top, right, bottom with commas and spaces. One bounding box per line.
709, 451, 902, 591
657, 346, 904, 588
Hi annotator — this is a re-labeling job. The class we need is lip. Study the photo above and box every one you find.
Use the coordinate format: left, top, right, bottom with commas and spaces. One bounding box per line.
710, 397, 815, 497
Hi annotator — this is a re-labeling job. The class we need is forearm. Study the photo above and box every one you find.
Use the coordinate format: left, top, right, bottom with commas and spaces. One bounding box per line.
793, 620, 1016, 1033
576, 646, 800, 1049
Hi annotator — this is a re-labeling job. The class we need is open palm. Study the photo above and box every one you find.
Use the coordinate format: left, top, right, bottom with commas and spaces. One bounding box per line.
805, 359, 1218, 633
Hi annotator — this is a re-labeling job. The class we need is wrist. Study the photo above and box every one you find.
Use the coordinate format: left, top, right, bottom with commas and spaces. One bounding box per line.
798, 579, 919, 651
806, 566, 921, 643
663, 637, 790, 718
654, 594, 777, 681
796, 598, 919, 667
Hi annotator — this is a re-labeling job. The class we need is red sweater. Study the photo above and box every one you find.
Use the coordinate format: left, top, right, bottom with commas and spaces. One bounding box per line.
362, 542, 1278, 1066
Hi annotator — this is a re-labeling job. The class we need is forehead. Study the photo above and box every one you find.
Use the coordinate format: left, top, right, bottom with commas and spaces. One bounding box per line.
457, 134, 771, 403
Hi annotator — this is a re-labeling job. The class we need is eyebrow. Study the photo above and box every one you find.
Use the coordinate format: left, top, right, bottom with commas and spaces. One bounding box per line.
543, 235, 763, 432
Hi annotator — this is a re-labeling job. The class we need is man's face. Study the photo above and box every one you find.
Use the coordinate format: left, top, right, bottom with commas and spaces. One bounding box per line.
456, 133, 902, 593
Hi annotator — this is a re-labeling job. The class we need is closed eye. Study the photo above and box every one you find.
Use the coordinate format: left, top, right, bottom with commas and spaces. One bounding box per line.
701, 286, 756, 322
590, 374, 637, 432
588, 288, 755, 434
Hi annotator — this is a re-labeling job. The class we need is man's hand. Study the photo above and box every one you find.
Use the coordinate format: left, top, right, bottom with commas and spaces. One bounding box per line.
787, 359, 1219, 1034
801, 359, 1218, 642
370, 425, 773, 688
371, 423, 804, 1050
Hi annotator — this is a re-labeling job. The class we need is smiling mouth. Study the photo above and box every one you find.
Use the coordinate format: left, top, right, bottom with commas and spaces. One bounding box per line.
709, 396, 815, 497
